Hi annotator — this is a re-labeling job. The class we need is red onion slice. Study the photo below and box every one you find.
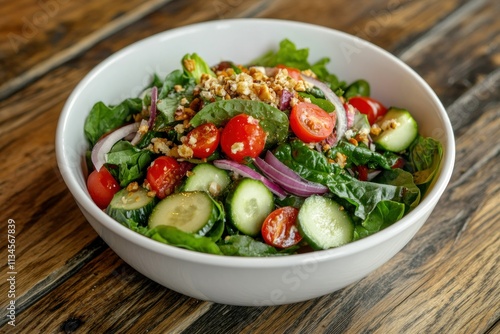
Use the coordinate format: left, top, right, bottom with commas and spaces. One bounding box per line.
148, 86, 158, 130
278, 89, 293, 111
254, 157, 328, 197
264, 151, 303, 181
302, 75, 347, 144
213, 159, 287, 199
91, 122, 140, 172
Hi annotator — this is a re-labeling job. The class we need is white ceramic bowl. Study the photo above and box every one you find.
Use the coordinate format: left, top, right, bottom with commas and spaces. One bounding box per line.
56, 18, 455, 306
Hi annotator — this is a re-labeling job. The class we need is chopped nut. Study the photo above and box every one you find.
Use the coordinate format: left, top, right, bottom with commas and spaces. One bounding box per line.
335, 152, 347, 168
370, 123, 382, 136
126, 182, 139, 192
348, 138, 358, 146
183, 58, 196, 72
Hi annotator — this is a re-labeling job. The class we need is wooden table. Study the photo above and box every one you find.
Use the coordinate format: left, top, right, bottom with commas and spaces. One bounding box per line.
1, 0, 499, 332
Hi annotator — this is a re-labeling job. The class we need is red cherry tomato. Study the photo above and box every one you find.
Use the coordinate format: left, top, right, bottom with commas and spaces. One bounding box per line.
276, 64, 302, 81
220, 114, 266, 163
348, 96, 387, 125
290, 102, 335, 143
355, 165, 369, 181
146, 156, 184, 199
391, 157, 405, 169
186, 123, 220, 159
87, 167, 120, 209
261, 206, 302, 248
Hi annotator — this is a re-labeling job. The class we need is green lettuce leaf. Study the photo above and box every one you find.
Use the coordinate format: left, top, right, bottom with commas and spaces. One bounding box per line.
353, 200, 405, 240
106, 140, 153, 187
182, 53, 216, 83
84, 98, 142, 147
149, 226, 223, 255
405, 136, 443, 195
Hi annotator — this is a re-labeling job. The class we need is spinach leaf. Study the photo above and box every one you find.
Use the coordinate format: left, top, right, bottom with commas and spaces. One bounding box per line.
84, 98, 142, 147
149, 226, 223, 255
181, 53, 215, 83
298, 92, 335, 112
151, 70, 196, 130
344, 79, 370, 98
218, 235, 281, 257
273, 140, 420, 219
353, 200, 405, 240
249, 39, 345, 92
106, 140, 153, 187
190, 99, 289, 148
328, 140, 400, 170
405, 136, 443, 195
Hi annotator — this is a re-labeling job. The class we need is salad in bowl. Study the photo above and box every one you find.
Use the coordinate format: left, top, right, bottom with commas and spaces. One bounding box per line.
84, 39, 442, 257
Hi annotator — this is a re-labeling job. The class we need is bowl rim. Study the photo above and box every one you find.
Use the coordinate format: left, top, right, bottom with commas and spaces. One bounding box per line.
56, 18, 455, 269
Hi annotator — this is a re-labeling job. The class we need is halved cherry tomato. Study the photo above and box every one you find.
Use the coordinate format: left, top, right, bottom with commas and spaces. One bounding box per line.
391, 157, 405, 169
355, 165, 369, 181
146, 156, 184, 199
261, 206, 302, 248
87, 167, 120, 209
186, 123, 220, 159
220, 114, 266, 163
347, 96, 387, 125
290, 102, 335, 143
276, 64, 302, 81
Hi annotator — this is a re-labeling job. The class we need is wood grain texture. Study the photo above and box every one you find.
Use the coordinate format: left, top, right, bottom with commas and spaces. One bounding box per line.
0, 0, 499, 332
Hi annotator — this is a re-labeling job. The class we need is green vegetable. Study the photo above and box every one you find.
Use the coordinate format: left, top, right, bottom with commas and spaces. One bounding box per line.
273, 140, 421, 219
225, 178, 274, 237
328, 140, 401, 170
149, 226, 222, 255
249, 38, 345, 92
218, 235, 281, 257
344, 79, 370, 98
106, 141, 153, 187
373, 107, 418, 152
298, 195, 354, 250
148, 191, 224, 236
353, 200, 405, 240
405, 136, 443, 195
182, 53, 216, 83
84, 98, 142, 147
189, 99, 289, 148
298, 92, 335, 112
106, 187, 157, 226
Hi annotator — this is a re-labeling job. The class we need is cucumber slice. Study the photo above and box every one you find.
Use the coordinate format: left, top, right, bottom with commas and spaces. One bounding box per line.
373, 107, 418, 152
298, 195, 354, 250
107, 186, 156, 226
181, 163, 230, 197
148, 191, 220, 236
226, 178, 274, 237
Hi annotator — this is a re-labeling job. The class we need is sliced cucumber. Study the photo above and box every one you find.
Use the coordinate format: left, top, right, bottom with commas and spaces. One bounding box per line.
181, 163, 231, 197
298, 195, 354, 250
148, 191, 220, 236
107, 186, 156, 226
226, 178, 274, 237
373, 107, 418, 152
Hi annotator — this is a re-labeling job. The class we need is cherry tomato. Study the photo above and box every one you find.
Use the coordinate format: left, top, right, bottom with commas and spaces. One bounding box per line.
347, 96, 387, 125
146, 156, 184, 199
392, 157, 405, 169
289, 102, 335, 143
355, 165, 369, 181
87, 167, 120, 209
261, 206, 302, 248
186, 123, 220, 159
220, 114, 266, 163
276, 64, 302, 81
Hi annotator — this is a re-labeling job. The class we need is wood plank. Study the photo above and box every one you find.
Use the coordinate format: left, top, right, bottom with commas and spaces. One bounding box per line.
0, 0, 174, 99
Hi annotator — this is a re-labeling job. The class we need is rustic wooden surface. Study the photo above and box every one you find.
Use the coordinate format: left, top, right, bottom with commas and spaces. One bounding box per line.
1, 0, 499, 333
